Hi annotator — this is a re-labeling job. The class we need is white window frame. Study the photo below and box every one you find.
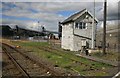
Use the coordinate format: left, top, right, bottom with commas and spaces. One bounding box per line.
75, 23, 79, 29
75, 22, 87, 29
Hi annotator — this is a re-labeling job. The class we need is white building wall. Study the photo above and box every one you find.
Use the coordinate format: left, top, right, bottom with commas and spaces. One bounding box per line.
88, 39, 92, 48
61, 13, 97, 51
73, 36, 82, 51
74, 16, 97, 49
73, 36, 92, 51
61, 23, 74, 51
74, 28, 92, 38
61, 23, 95, 51
74, 15, 93, 39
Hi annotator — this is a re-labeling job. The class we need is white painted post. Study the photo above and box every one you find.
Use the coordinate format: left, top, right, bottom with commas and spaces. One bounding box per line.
91, 0, 95, 49
73, 22, 75, 34
91, 18, 95, 49
73, 22, 75, 51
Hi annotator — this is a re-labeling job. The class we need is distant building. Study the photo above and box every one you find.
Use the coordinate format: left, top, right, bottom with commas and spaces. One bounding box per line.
0, 25, 14, 37
61, 9, 98, 51
0, 25, 44, 39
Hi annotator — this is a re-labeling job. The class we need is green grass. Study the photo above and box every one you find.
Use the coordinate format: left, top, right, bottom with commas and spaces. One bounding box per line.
11, 41, 49, 46
10, 41, 114, 76
90, 51, 119, 62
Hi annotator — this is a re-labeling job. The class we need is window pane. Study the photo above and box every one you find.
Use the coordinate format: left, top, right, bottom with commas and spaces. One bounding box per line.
83, 23, 86, 29
75, 23, 78, 29
79, 22, 82, 29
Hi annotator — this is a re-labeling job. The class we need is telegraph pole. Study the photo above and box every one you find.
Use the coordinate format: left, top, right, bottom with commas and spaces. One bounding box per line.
103, 0, 107, 54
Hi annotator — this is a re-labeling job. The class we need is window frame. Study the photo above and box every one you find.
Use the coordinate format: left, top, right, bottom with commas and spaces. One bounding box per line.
75, 22, 79, 29
75, 22, 87, 29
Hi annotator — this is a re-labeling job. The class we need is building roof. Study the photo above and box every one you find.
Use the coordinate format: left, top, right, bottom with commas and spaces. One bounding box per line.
61, 9, 98, 24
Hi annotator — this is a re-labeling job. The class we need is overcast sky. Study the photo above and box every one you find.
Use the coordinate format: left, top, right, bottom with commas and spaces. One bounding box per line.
1, 0, 119, 31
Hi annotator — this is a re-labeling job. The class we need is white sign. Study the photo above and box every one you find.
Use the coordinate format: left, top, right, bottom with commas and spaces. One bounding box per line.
82, 40, 86, 46
29, 37, 33, 40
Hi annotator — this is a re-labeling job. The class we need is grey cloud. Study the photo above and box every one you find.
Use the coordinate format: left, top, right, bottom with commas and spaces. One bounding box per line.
96, 1, 118, 21
2, 19, 28, 29
1, 1, 119, 31
1, 19, 42, 31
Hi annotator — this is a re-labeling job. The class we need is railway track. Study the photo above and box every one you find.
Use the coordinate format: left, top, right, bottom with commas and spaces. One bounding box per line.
2, 51, 24, 77
38, 46, 112, 74
2, 43, 63, 77
2, 42, 116, 76
39, 46, 95, 67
